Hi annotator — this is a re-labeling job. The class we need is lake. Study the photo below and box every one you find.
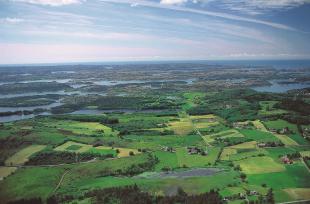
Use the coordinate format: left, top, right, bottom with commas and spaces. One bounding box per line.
252, 80, 310, 93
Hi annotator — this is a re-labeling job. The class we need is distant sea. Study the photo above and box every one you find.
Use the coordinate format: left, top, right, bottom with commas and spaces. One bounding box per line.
1, 59, 310, 69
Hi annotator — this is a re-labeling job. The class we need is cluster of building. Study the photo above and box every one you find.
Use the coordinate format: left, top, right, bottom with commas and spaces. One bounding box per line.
187, 146, 208, 155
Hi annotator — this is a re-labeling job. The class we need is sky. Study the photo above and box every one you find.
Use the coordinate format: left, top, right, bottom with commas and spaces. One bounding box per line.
0, 0, 310, 64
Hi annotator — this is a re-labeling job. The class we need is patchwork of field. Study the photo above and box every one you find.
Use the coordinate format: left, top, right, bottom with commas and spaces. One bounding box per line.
54, 141, 139, 157
203, 129, 244, 144
258, 101, 287, 116
54, 141, 92, 153
5, 145, 46, 166
168, 118, 193, 135
220, 148, 237, 160
49, 120, 117, 136
0, 90, 309, 204
252, 120, 268, 132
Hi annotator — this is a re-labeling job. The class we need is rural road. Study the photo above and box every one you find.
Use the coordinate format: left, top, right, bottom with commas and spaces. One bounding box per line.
53, 170, 70, 193
277, 199, 310, 204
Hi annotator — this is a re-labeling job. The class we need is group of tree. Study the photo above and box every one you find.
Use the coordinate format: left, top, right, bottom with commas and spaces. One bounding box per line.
26, 151, 114, 165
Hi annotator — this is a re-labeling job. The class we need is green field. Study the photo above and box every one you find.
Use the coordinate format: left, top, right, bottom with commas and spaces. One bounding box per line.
176, 147, 220, 167
0, 166, 66, 202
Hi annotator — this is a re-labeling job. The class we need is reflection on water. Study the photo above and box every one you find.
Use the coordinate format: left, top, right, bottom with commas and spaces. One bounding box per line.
93, 78, 196, 86
0, 79, 72, 85
252, 80, 310, 93
0, 112, 51, 123
69, 109, 106, 115
0, 90, 84, 98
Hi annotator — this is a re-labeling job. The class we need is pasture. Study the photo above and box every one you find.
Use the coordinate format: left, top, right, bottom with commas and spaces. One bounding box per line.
234, 156, 285, 174
274, 134, 299, 146
0, 166, 66, 202
284, 188, 310, 200
168, 118, 194, 135
5, 145, 46, 166
239, 129, 279, 142
258, 101, 287, 116
51, 120, 117, 136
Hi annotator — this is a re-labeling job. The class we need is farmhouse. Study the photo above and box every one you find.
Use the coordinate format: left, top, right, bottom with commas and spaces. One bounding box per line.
161, 146, 176, 153
257, 143, 266, 148
268, 128, 277, 133
187, 147, 200, 154
280, 127, 290, 134
187, 147, 208, 155
281, 156, 293, 164
249, 190, 258, 196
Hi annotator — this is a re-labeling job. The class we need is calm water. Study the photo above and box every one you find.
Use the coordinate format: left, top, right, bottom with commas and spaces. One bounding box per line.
252, 81, 310, 93
0, 112, 51, 123
0, 101, 63, 112
93, 78, 196, 86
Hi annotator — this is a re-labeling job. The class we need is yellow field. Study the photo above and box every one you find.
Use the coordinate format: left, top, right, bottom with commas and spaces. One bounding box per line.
54, 141, 92, 153
284, 188, 310, 200
229, 141, 257, 149
189, 114, 216, 119
300, 151, 310, 157
274, 134, 298, 146
220, 148, 237, 160
234, 156, 285, 174
5, 145, 46, 166
252, 120, 268, 132
168, 118, 194, 135
96, 146, 140, 157
0, 167, 17, 180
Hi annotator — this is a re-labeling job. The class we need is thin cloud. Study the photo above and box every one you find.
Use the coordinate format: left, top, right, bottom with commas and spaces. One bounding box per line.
0, 17, 25, 24
160, 0, 188, 5
99, 0, 296, 31
10, 0, 83, 6
206, 0, 310, 15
